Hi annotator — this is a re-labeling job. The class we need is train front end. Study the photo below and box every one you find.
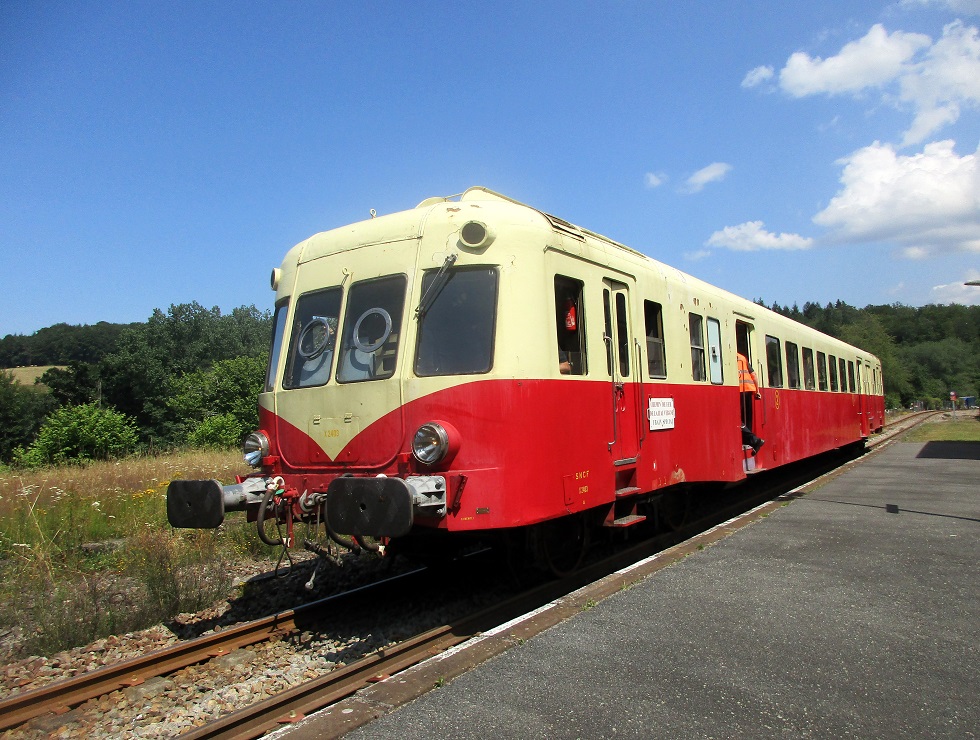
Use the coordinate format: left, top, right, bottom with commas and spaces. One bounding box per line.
167, 189, 553, 556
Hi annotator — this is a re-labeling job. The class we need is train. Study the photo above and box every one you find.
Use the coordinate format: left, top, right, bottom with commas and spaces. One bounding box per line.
167, 187, 884, 575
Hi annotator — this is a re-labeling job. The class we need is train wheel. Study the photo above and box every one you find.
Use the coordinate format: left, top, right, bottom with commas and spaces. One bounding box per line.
538, 515, 590, 578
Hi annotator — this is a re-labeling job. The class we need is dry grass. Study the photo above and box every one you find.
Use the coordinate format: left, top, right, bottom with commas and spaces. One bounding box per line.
902, 412, 980, 442
3, 366, 61, 385
0, 449, 269, 657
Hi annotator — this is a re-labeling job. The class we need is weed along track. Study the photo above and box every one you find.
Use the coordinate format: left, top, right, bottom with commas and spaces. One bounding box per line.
0, 415, 934, 738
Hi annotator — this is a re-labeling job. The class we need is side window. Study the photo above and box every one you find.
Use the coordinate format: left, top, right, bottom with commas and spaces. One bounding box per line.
765, 335, 783, 388
856, 361, 863, 393
603, 289, 613, 376
847, 361, 856, 392
785, 341, 800, 389
644, 300, 667, 378
555, 276, 587, 375
415, 267, 498, 376
817, 351, 829, 391
839, 358, 848, 392
266, 301, 289, 392
283, 287, 342, 389
802, 347, 816, 390
829, 354, 839, 392
689, 313, 706, 382
338, 276, 406, 383
615, 292, 630, 378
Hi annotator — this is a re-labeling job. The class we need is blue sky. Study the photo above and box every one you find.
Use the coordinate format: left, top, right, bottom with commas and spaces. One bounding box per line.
2, 0, 979, 337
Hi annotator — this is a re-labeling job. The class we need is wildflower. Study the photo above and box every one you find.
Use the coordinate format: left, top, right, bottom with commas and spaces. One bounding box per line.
92, 501, 100, 508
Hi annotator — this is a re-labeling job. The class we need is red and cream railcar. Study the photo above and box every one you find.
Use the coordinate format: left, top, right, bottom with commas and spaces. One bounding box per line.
167, 187, 884, 553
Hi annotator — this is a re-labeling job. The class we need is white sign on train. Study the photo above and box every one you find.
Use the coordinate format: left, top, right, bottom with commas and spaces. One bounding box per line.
647, 398, 676, 431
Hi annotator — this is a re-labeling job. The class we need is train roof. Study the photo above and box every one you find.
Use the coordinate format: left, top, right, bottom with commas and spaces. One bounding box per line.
285, 187, 877, 362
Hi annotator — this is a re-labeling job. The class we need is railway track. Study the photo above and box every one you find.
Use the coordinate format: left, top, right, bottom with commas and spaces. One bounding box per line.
0, 412, 935, 736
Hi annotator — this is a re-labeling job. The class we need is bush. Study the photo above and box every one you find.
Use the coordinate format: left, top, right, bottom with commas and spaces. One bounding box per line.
187, 413, 245, 449
13, 403, 140, 468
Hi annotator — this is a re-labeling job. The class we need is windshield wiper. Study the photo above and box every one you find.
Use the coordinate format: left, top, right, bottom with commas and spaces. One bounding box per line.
415, 253, 457, 318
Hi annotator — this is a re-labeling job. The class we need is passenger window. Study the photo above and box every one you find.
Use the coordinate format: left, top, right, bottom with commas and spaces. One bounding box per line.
337, 276, 406, 383
284, 287, 342, 389
817, 351, 828, 391
829, 354, 839, 392
802, 347, 815, 390
785, 341, 800, 390
644, 300, 667, 378
415, 267, 498, 376
689, 313, 706, 382
856, 362, 863, 393
554, 276, 587, 375
839, 358, 848, 391
847, 361, 856, 392
765, 335, 783, 388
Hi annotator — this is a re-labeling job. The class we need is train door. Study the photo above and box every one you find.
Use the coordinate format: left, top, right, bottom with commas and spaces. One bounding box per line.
856, 358, 869, 437
602, 279, 640, 463
735, 321, 759, 442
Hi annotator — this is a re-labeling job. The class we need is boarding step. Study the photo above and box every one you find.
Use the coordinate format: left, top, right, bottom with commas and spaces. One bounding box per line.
604, 513, 647, 528
615, 486, 642, 498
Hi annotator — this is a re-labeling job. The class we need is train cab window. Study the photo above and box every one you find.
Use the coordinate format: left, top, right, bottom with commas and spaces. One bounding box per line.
266, 301, 289, 392
828, 354, 839, 392
415, 267, 498, 376
785, 341, 800, 389
802, 347, 816, 390
337, 276, 406, 383
847, 361, 856, 393
839, 358, 848, 391
765, 335, 783, 388
554, 276, 587, 375
689, 313, 706, 382
283, 287, 343, 389
816, 351, 829, 391
644, 300, 667, 378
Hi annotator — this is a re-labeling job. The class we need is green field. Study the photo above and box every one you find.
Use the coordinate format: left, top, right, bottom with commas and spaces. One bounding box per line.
902, 413, 980, 442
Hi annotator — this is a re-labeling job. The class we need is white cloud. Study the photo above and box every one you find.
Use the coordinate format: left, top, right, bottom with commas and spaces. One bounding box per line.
931, 269, 980, 304
899, 21, 980, 145
779, 24, 930, 97
644, 172, 667, 188
765, 21, 980, 144
705, 221, 814, 251
813, 140, 980, 255
682, 162, 732, 193
742, 65, 774, 88
684, 249, 712, 261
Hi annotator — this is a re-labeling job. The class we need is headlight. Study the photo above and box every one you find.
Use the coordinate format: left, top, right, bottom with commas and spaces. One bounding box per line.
243, 431, 270, 467
412, 423, 450, 464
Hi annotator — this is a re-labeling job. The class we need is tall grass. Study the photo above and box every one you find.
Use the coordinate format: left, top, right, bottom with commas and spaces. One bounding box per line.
0, 450, 270, 658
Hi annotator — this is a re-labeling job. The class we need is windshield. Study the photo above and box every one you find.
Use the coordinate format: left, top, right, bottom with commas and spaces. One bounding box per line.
283, 287, 342, 389
415, 267, 498, 376
337, 275, 407, 383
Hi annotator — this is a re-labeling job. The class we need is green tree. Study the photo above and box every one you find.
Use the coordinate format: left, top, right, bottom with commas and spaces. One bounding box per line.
0, 371, 59, 463
167, 355, 265, 447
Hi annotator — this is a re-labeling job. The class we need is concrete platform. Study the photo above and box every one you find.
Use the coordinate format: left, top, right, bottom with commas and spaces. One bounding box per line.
305, 441, 980, 738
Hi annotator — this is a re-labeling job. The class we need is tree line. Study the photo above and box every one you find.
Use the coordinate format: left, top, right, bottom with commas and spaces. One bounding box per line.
762, 300, 979, 410
0, 303, 272, 466
1, 299, 977, 467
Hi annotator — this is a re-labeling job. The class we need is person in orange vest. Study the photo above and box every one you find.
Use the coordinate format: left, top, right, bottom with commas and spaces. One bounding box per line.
738, 352, 765, 455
